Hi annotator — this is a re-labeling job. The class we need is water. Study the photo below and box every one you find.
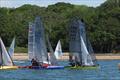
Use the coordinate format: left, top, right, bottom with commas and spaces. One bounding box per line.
0, 60, 120, 80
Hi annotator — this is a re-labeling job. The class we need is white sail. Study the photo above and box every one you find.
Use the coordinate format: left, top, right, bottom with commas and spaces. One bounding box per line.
0, 38, 13, 66
80, 36, 94, 66
8, 38, 15, 58
54, 40, 63, 59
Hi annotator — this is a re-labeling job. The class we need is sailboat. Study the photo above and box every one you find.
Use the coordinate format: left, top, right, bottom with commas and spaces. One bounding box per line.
46, 35, 64, 69
8, 38, 15, 58
28, 17, 49, 67
27, 17, 64, 69
46, 35, 57, 65
54, 40, 63, 59
0, 37, 18, 70
67, 19, 98, 69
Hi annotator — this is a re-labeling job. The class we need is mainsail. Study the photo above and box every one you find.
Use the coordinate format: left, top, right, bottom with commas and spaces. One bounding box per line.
69, 19, 82, 65
28, 17, 51, 65
28, 22, 35, 60
0, 38, 13, 66
54, 40, 63, 59
33, 17, 48, 63
69, 19, 96, 66
8, 38, 15, 58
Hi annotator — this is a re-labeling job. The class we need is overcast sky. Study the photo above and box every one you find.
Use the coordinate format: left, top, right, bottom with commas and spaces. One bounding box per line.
0, 0, 106, 8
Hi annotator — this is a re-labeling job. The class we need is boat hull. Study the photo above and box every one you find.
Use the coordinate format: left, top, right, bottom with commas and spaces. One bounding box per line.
65, 66, 99, 70
0, 66, 18, 70
19, 66, 64, 69
46, 66, 64, 69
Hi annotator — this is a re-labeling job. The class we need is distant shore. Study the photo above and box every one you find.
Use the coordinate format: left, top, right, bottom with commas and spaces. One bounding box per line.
13, 53, 120, 60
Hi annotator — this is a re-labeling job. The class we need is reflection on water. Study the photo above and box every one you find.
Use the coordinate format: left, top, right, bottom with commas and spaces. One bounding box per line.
0, 60, 120, 80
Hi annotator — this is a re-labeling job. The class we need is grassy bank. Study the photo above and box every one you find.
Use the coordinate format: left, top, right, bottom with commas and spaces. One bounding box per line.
14, 47, 120, 54
14, 47, 28, 53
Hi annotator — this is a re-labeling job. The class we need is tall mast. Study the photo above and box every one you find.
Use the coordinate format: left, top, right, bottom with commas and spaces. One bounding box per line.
0, 42, 3, 66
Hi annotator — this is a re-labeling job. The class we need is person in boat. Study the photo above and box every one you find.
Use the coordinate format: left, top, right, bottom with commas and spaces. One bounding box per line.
31, 58, 50, 68
69, 55, 75, 67
31, 58, 39, 66
69, 55, 82, 67
74, 56, 82, 66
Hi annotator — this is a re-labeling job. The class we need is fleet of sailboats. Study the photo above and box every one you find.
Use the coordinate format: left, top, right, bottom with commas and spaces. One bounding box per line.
0, 17, 98, 70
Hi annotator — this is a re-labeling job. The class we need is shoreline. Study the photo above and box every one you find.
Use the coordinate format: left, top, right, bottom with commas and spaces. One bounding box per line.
13, 53, 120, 60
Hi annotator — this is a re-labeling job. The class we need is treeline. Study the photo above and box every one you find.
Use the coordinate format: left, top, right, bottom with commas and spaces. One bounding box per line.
0, 0, 119, 53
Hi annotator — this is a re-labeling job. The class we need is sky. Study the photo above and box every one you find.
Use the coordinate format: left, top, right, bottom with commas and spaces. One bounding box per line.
0, 0, 106, 8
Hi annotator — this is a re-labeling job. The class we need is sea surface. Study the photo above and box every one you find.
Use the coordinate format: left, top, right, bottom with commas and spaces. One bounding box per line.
0, 60, 120, 80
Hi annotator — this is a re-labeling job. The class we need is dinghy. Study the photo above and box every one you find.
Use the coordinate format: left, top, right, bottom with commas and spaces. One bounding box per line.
25, 17, 64, 69
46, 35, 64, 69
66, 19, 98, 69
54, 40, 63, 59
0, 38, 18, 70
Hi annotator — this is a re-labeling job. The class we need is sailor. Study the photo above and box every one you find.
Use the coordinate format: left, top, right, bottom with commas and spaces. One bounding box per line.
69, 55, 75, 67
31, 59, 39, 66
74, 56, 82, 66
